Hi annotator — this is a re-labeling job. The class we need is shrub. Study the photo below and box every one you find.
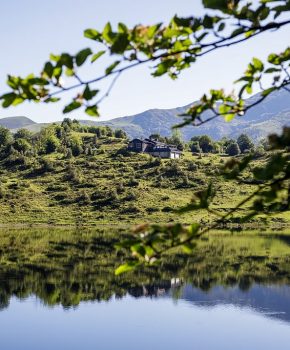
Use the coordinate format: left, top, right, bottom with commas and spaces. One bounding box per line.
65, 165, 83, 184
124, 190, 137, 201
187, 161, 198, 171
164, 161, 183, 177
226, 141, 241, 156
40, 159, 55, 172
44, 135, 60, 154
114, 129, 127, 139
162, 206, 173, 212
121, 205, 140, 214
146, 207, 159, 213
76, 190, 91, 204
127, 177, 139, 187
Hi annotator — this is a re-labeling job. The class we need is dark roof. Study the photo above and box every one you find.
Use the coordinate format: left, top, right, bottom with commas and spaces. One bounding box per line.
129, 138, 182, 153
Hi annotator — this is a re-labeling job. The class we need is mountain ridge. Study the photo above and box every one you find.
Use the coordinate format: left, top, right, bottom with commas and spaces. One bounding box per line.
1, 89, 290, 140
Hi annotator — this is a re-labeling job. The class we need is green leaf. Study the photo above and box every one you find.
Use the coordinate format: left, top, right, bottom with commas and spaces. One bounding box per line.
202, 0, 231, 11
118, 22, 128, 33
182, 242, 196, 254
224, 113, 235, 122
53, 67, 62, 79
44, 97, 60, 103
50, 54, 60, 62
65, 68, 75, 77
131, 244, 146, 257
84, 28, 100, 40
59, 53, 74, 69
91, 51, 106, 63
1, 93, 17, 108
111, 33, 129, 54
85, 105, 99, 116
264, 67, 281, 74
102, 22, 114, 43
28, 77, 49, 86
187, 223, 200, 235
261, 87, 276, 97
7, 75, 20, 89
115, 262, 139, 275
83, 85, 99, 100
252, 57, 264, 71
43, 62, 54, 78
63, 101, 82, 114
76, 48, 92, 66
105, 60, 120, 75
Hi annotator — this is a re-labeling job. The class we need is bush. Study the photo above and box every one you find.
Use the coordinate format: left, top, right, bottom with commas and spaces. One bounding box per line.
65, 165, 83, 184
146, 207, 159, 213
127, 177, 139, 187
164, 161, 183, 177
44, 135, 60, 154
162, 206, 173, 212
187, 161, 198, 171
76, 190, 91, 204
226, 141, 241, 156
114, 129, 127, 139
121, 205, 140, 214
124, 190, 137, 201
40, 159, 55, 172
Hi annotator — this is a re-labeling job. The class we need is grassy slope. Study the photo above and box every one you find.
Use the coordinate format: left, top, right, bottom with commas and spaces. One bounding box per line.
0, 136, 288, 227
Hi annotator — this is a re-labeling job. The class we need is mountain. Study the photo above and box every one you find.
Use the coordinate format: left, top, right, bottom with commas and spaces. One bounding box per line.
83, 88, 290, 141
0, 116, 36, 129
1, 88, 290, 140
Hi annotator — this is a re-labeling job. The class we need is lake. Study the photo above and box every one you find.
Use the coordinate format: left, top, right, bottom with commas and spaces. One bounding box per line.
1, 228, 290, 349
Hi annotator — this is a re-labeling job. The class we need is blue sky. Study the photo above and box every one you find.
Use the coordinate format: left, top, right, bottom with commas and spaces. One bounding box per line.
0, 0, 289, 123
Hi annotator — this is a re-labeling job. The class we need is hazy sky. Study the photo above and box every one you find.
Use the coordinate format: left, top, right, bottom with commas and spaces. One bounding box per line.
0, 0, 289, 122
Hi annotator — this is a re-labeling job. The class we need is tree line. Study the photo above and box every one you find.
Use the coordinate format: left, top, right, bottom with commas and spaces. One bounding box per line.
149, 132, 266, 157
0, 118, 127, 164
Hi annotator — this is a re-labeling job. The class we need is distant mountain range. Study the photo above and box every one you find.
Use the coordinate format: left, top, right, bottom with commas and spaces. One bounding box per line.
1, 88, 289, 141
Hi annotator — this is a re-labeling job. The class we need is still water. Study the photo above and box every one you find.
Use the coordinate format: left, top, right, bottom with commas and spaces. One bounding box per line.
1, 285, 290, 350
1, 228, 290, 349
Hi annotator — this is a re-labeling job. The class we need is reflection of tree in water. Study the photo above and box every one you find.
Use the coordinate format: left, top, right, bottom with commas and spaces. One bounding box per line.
0, 229, 290, 309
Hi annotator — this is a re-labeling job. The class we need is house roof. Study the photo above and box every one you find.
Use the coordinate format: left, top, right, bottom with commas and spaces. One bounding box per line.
129, 138, 182, 153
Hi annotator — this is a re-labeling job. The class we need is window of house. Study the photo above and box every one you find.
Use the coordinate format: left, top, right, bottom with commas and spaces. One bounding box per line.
136, 142, 142, 148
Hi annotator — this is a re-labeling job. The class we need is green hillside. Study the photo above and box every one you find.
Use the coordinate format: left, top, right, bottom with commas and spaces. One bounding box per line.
0, 120, 288, 227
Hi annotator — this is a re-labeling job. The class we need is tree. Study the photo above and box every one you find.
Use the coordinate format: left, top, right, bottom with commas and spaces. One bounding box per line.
0, 127, 12, 148
66, 147, 73, 159
13, 138, 31, 154
68, 135, 83, 156
149, 134, 165, 142
190, 141, 201, 154
44, 135, 60, 153
237, 134, 254, 153
114, 129, 127, 139
167, 129, 184, 150
226, 140, 241, 156
14, 128, 33, 140
0, 0, 290, 272
198, 135, 215, 153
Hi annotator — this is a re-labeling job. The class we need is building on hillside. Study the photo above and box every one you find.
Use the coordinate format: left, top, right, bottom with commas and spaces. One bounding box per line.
128, 138, 182, 159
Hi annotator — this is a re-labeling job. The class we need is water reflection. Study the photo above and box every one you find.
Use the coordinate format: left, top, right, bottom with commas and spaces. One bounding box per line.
0, 228, 290, 311
1, 229, 290, 349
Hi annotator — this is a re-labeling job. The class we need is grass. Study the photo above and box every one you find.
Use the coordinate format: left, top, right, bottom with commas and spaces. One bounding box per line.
0, 136, 288, 228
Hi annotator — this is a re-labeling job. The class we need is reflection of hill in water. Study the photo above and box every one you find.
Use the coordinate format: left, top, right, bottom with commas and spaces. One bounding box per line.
1, 228, 290, 315
173, 284, 290, 323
